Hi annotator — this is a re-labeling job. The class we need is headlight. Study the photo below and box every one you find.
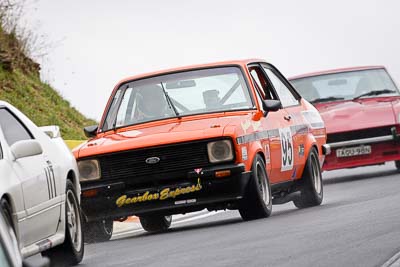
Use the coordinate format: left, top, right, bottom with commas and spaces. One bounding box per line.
78, 159, 101, 181
207, 140, 234, 163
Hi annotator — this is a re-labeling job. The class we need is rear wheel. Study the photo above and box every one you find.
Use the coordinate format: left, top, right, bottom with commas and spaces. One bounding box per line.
293, 148, 323, 209
83, 219, 113, 243
42, 180, 84, 266
139, 215, 172, 233
239, 155, 272, 221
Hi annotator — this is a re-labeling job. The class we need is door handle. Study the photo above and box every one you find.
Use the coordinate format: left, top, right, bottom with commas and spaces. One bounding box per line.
284, 115, 292, 121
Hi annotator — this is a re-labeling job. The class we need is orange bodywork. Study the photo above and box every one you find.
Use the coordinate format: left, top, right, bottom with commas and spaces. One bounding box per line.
74, 59, 326, 186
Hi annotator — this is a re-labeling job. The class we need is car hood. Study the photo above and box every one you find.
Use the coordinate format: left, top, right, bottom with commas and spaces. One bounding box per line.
76, 114, 249, 158
314, 97, 400, 134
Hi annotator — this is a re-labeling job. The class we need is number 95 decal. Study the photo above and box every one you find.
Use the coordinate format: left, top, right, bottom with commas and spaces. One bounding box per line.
279, 127, 294, 171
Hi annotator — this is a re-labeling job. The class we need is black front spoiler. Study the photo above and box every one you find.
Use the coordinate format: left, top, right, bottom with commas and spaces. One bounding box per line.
80, 163, 251, 222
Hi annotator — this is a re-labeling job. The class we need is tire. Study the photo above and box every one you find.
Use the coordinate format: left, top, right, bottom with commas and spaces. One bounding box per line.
139, 215, 172, 233
293, 147, 323, 209
395, 160, 400, 171
239, 154, 272, 221
42, 180, 84, 266
1, 198, 15, 232
83, 219, 113, 243
1, 198, 20, 265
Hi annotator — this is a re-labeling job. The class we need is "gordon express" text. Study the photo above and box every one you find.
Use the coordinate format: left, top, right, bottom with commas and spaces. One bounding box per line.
116, 179, 202, 208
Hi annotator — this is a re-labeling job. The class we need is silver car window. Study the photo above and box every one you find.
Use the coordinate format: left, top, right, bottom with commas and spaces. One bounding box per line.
0, 108, 33, 146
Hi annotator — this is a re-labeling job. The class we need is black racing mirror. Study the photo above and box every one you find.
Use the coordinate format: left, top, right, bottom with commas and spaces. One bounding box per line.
165, 80, 196, 89
83, 125, 98, 138
262, 99, 282, 116
328, 79, 347, 86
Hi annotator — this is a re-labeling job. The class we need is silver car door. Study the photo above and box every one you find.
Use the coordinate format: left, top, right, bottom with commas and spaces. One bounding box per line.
0, 108, 59, 246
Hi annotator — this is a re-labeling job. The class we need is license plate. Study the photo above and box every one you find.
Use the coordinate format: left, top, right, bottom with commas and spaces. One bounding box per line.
336, 145, 372, 158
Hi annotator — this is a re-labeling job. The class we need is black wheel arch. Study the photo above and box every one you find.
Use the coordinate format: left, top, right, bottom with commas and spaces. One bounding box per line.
299, 144, 319, 177
246, 151, 267, 188
66, 170, 81, 202
67, 170, 78, 187
256, 151, 266, 165
1, 194, 19, 239
1, 194, 15, 224
309, 144, 319, 157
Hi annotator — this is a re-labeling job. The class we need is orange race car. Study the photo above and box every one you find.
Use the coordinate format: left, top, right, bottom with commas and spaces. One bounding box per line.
73, 59, 327, 242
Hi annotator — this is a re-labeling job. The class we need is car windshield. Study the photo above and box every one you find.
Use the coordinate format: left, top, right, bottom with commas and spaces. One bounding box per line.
290, 69, 399, 103
102, 67, 254, 131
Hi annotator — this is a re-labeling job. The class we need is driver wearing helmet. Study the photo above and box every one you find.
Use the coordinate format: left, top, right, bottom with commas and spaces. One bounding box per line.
203, 89, 221, 110
135, 84, 173, 121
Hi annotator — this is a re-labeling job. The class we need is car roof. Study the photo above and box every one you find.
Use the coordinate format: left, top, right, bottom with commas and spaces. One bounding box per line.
0, 101, 14, 110
0, 100, 9, 107
115, 59, 265, 85
288, 65, 386, 80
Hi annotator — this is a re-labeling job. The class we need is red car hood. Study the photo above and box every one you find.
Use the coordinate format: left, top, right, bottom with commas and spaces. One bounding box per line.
314, 98, 399, 134
76, 114, 249, 158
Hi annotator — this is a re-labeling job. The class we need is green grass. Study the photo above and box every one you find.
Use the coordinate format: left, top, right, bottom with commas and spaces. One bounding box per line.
0, 27, 96, 139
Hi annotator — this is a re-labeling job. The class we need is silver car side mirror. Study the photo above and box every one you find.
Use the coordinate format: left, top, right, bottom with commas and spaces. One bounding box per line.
11, 140, 43, 160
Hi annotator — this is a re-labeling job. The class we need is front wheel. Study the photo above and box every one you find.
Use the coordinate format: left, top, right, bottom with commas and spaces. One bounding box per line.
1, 198, 15, 233
293, 147, 323, 209
1, 199, 21, 266
239, 155, 272, 221
139, 215, 172, 233
83, 219, 113, 243
395, 160, 400, 171
42, 180, 84, 266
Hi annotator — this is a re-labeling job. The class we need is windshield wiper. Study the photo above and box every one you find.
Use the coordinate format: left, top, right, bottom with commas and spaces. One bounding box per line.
353, 89, 397, 100
160, 82, 181, 118
310, 96, 345, 104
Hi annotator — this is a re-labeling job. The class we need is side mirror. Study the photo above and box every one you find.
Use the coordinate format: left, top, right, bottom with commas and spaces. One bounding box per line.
84, 125, 98, 138
11, 140, 43, 160
39, 125, 61, 139
262, 99, 282, 116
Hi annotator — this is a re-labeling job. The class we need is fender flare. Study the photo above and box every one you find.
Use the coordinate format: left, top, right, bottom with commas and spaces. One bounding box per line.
247, 141, 266, 169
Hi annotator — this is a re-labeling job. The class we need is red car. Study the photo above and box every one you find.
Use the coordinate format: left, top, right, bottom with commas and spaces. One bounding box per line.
289, 66, 400, 171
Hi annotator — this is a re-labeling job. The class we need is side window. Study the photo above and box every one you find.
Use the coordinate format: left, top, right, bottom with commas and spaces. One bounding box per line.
102, 89, 123, 131
115, 87, 135, 127
249, 67, 278, 100
0, 109, 33, 146
250, 69, 266, 99
263, 67, 299, 107
252, 85, 265, 111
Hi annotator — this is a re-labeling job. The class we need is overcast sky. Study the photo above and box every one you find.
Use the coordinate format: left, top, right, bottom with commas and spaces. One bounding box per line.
24, 0, 400, 121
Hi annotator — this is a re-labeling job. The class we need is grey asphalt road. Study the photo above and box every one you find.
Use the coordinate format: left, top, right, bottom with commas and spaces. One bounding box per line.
35, 163, 400, 267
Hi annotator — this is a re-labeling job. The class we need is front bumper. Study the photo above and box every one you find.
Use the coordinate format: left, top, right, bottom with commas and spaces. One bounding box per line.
323, 127, 400, 171
323, 127, 400, 155
80, 163, 251, 222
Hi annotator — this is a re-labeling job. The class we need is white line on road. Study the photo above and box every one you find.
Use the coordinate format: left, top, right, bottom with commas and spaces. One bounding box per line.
382, 251, 400, 267
172, 210, 224, 226
112, 228, 145, 239
111, 210, 224, 239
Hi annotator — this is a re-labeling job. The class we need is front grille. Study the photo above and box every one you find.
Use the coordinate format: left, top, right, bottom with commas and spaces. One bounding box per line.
98, 140, 216, 185
327, 126, 393, 143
